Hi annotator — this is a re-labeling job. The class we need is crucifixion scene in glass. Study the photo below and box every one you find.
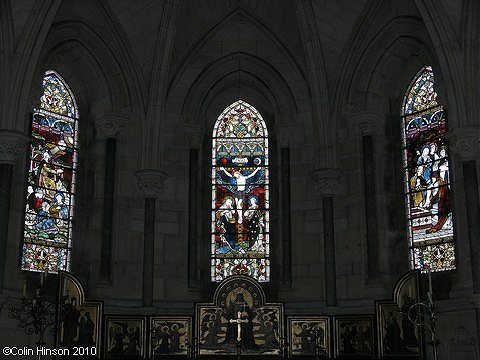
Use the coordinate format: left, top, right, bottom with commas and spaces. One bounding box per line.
211, 100, 270, 282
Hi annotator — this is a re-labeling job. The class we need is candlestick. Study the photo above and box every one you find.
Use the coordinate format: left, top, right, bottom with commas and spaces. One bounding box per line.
9, 276, 60, 360
407, 270, 438, 360
428, 269, 432, 293
428, 269, 433, 306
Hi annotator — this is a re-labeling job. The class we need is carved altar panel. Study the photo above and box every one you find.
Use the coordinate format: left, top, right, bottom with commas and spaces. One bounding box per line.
376, 270, 423, 359
150, 316, 192, 357
195, 275, 283, 356
287, 316, 330, 358
57, 271, 103, 358
334, 315, 375, 358
103, 315, 147, 359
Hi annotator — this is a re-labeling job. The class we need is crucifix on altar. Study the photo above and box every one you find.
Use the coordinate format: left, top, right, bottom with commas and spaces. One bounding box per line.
230, 310, 249, 359
196, 275, 284, 356
230, 310, 249, 342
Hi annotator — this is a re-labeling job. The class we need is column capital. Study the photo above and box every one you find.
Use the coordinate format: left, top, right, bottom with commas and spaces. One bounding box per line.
0, 130, 29, 165
94, 112, 128, 138
135, 169, 168, 198
447, 127, 480, 161
348, 111, 384, 135
183, 123, 204, 148
309, 168, 344, 197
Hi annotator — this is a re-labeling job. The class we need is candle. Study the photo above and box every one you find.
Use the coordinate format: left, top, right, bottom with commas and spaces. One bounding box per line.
22, 282, 26, 298
44, 270, 48, 281
40, 272, 44, 287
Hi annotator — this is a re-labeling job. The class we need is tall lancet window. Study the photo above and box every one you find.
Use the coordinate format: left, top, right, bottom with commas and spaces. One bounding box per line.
21, 70, 79, 273
211, 100, 270, 282
401, 66, 455, 271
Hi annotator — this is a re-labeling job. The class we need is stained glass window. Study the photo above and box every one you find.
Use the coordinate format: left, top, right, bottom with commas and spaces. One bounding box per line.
211, 100, 270, 282
21, 70, 79, 273
401, 66, 455, 271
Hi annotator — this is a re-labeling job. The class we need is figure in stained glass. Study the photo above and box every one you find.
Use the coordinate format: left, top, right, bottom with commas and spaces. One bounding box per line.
218, 166, 263, 223
21, 70, 78, 273
401, 66, 455, 272
211, 100, 270, 282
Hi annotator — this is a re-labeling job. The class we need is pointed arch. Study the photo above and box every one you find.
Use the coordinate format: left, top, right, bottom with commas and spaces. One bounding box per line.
401, 66, 455, 271
21, 70, 79, 273
211, 100, 270, 282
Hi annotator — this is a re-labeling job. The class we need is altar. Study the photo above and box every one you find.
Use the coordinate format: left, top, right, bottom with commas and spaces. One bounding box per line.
54, 272, 425, 359
195, 275, 284, 357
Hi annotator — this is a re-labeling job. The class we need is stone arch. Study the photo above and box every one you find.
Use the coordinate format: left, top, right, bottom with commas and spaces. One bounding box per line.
31, 20, 136, 120
164, 8, 308, 290
179, 53, 298, 134
461, 0, 480, 126
413, 0, 467, 127
166, 6, 311, 150
347, 16, 438, 115
335, 15, 439, 279
21, 19, 146, 278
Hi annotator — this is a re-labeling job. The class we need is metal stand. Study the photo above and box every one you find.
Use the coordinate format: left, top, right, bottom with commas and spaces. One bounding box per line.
8, 274, 56, 360
406, 272, 439, 360
236, 341, 242, 360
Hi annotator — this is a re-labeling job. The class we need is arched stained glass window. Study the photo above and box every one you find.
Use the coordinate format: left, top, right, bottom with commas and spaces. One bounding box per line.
21, 70, 79, 273
211, 100, 270, 282
401, 66, 455, 271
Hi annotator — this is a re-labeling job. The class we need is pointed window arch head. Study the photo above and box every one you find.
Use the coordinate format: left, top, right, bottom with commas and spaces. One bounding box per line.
41, 71, 78, 118
211, 100, 270, 282
403, 66, 439, 116
21, 70, 79, 273
401, 66, 455, 272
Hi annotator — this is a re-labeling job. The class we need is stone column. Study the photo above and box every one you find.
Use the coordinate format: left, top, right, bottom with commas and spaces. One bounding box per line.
95, 113, 127, 282
188, 148, 198, 287
352, 112, 383, 279
0, 130, 29, 293
450, 128, 480, 292
184, 127, 202, 288
281, 148, 292, 285
136, 170, 168, 307
310, 168, 343, 307
449, 128, 480, 340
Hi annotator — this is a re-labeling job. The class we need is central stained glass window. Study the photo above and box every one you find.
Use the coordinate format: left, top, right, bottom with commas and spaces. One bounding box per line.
211, 100, 270, 282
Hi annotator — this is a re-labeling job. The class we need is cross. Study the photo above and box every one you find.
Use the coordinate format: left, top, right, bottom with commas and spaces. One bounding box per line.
240, 302, 248, 313
229, 311, 249, 342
